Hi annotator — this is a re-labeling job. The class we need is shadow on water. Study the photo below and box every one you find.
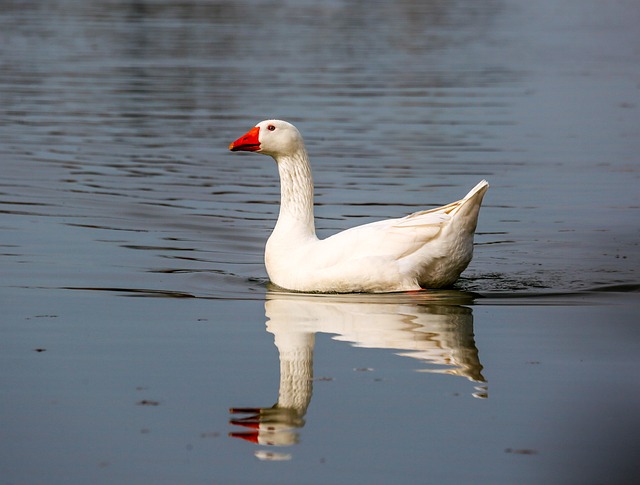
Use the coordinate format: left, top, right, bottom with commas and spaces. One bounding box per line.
57, 278, 640, 303
228, 290, 485, 460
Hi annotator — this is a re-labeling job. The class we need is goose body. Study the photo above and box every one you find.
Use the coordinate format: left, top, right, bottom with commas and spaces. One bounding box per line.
229, 120, 488, 293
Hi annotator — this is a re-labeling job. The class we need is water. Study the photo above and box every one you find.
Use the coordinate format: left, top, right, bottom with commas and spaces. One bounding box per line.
1, 0, 639, 483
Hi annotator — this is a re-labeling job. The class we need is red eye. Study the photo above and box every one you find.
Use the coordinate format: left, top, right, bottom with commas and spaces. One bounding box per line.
267, 124, 276, 131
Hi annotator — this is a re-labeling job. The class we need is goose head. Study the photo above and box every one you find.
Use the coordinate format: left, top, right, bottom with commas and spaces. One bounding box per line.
229, 120, 304, 158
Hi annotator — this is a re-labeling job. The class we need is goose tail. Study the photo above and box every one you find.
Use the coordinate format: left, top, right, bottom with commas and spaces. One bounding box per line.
463, 180, 490, 202
450, 180, 489, 227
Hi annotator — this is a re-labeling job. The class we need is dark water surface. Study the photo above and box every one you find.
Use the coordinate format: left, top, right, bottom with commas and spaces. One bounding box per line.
1, 0, 639, 484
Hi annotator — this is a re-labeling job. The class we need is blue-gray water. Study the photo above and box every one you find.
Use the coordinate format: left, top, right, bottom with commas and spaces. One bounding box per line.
1, 0, 639, 484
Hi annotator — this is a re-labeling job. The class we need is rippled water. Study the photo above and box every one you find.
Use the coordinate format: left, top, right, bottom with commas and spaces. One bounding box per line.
1, 0, 639, 484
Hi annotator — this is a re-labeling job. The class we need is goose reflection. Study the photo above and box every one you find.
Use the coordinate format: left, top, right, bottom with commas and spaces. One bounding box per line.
230, 291, 486, 457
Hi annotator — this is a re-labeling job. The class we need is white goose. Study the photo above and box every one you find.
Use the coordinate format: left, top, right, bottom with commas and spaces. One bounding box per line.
229, 120, 489, 293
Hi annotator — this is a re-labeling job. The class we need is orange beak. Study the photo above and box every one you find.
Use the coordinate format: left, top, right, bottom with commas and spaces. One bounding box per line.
229, 126, 261, 152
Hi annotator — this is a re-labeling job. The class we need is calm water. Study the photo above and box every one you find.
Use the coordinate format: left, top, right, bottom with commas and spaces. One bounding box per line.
1, 0, 639, 483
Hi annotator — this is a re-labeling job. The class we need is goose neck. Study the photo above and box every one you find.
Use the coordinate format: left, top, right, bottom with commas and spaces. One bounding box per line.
274, 149, 316, 236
